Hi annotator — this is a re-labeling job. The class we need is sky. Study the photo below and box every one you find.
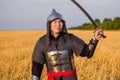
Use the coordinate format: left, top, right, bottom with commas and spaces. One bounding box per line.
0, 0, 120, 30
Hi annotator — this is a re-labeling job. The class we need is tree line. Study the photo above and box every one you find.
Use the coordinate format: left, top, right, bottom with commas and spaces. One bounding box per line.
69, 17, 120, 30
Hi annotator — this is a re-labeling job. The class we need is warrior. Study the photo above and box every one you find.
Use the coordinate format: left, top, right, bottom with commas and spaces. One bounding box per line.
32, 9, 104, 80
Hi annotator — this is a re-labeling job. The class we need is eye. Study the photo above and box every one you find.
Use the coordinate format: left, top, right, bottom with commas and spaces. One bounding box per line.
54, 20, 57, 23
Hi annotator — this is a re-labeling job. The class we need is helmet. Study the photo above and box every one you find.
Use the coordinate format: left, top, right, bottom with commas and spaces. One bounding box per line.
46, 9, 67, 45
47, 9, 64, 22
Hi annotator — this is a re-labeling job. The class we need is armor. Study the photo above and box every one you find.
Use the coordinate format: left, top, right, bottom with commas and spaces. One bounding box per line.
32, 9, 98, 80
32, 75, 39, 80
46, 50, 75, 72
47, 9, 64, 22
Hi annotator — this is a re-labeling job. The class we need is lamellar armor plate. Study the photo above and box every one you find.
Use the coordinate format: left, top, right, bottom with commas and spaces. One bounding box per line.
46, 50, 75, 72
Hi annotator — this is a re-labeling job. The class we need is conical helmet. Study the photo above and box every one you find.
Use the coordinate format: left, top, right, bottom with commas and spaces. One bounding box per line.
47, 9, 64, 22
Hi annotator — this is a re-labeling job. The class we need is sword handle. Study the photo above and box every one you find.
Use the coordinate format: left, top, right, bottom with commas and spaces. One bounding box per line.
101, 34, 106, 38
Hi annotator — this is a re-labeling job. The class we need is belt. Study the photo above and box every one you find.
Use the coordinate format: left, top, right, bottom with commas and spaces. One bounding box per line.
46, 69, 76, 80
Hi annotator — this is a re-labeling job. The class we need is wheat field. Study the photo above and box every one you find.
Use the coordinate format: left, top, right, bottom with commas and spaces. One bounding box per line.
0, 30, 120, 80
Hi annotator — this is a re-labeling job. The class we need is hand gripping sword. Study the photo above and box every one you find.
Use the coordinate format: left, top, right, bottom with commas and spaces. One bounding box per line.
71, 0, 106, 38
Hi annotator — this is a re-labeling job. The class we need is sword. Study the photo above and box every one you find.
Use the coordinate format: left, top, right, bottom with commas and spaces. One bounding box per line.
71, 0, 106, 38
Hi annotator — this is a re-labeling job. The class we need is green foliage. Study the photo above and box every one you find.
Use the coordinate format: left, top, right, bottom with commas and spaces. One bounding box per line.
69, 17, 120, 30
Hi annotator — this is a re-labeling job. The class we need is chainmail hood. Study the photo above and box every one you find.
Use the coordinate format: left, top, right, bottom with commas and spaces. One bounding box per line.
46, 9, 67, 45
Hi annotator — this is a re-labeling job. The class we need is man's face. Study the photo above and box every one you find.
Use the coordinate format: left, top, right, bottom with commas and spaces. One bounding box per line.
50, 19, 63, 34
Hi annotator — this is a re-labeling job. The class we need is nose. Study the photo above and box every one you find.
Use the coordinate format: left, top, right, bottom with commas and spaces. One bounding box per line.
56, 22, 60, 27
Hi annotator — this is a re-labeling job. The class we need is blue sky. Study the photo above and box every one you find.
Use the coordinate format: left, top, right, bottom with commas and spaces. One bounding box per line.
0, 0, 120, 30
